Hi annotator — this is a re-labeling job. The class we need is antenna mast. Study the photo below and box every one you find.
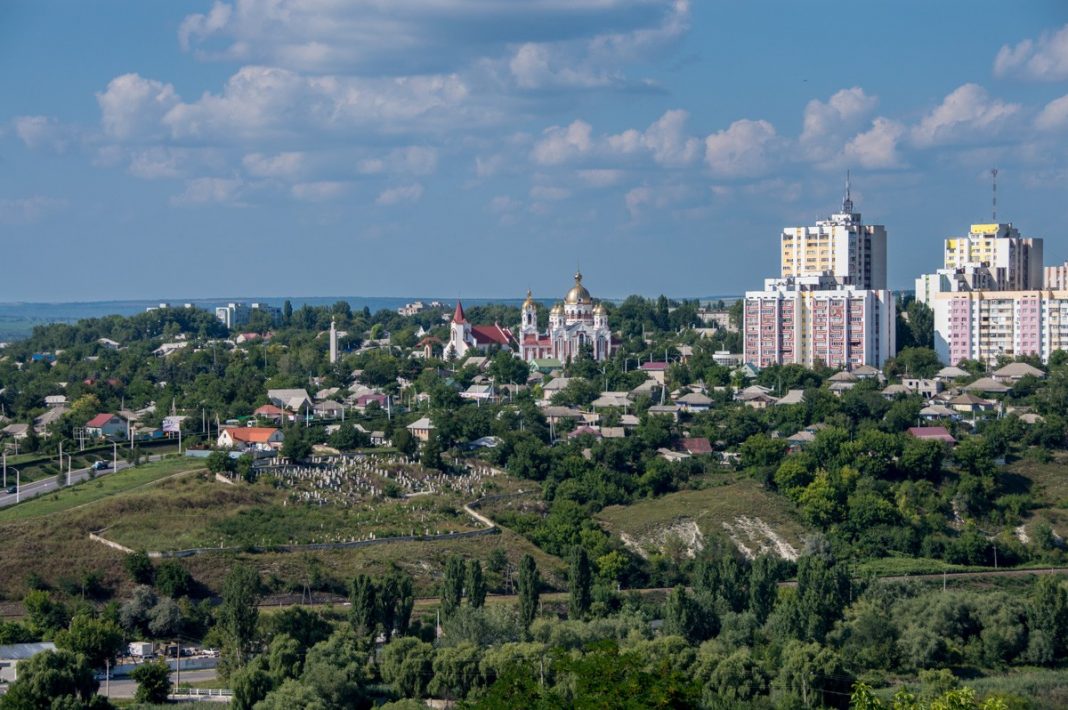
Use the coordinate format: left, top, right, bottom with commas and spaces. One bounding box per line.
842, 170, 853, 213
991, 168, 998, 222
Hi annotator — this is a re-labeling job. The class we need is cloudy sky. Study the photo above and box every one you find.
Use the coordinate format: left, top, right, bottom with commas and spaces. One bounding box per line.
2, 1, 1067, 302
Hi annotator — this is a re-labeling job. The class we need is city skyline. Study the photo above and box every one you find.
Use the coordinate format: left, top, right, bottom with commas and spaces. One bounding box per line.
2, 1, 1067, 302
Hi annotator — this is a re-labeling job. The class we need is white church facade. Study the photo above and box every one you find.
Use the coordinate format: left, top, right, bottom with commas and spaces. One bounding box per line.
518, 272, 616, 362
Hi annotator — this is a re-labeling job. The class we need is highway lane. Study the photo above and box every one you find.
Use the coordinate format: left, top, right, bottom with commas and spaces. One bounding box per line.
0, 454, 164, 509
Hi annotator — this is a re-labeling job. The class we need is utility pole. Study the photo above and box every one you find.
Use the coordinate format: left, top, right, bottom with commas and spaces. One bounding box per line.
113, 441, 117, 474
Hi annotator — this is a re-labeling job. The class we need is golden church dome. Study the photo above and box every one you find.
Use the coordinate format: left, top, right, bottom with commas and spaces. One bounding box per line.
593, 302, 606, 315
523, 289, 535, 308
564, 272, 592, 305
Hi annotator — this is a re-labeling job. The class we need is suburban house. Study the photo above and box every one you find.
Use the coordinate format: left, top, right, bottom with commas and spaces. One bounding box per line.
676, 392, 713, 413
639, 361, 669, 384
44, 395, 68, 407
254, 404, 286, 423
267, 388, 313, 413
313, 400, 345, 419
217, 426, 285, 451
907, 426, 957, 445
680, 437, 713, 455
992, 362, 1045, 383
85, 413, 127, 439
355, 393, 390, 412
407, 417, 435, 442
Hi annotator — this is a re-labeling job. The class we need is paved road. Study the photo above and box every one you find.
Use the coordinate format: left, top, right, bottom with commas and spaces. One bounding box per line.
0, 454, 164, 509
101, 668, 218, 699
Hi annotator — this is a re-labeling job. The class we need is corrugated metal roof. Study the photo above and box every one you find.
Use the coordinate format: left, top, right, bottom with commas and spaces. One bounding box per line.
0, 642, 56, 660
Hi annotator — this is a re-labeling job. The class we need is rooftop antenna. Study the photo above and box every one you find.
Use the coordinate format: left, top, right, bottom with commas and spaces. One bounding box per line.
842, 170, 853, 213
991, 168, 998, 222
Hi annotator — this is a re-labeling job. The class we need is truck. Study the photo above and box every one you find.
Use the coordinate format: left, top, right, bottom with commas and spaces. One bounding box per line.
128, 641, 154, 658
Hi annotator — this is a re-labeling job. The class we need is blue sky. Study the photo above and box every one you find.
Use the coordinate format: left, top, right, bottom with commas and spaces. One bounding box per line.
2, 1, 1067, 302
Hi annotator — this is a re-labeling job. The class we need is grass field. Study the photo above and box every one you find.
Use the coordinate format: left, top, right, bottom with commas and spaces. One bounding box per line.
0, 457, 203, 522
596, 477, 809, 560
98, 474, 485, 551
0, 460, 563, 601
1002, 454, 1068, 545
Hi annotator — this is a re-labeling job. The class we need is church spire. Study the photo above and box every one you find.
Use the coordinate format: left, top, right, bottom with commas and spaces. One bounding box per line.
452, 300, 467, 324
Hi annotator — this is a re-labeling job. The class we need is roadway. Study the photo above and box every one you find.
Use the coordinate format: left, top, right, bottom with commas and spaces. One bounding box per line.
101, 668, 219, 700
0, 453, 162, 509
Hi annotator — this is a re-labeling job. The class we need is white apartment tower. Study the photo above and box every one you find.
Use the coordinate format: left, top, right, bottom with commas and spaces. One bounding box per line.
744, 180, 896, 370
779, 178, 887, 290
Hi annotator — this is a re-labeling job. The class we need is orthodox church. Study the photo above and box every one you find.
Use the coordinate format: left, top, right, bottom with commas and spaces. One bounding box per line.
518, 272, 616, 362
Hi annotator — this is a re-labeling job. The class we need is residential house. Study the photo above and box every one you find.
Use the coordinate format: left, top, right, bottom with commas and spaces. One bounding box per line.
902, 378, 942, 398
962, 377, 1011, 394
640, 361, 669, 384
85, 413, 127, 439
647, 404, 682, 420
97, 338, 121, 350
313, 400, 345, 419
935, 366, 970, 381
355, 393, 390, 412
254, 404, 286, 423
217, 426, 284, 451
775, 389, 806, 406
676, 392, 713, 413
44, 395, 68, 408
992, 362, 1046, 383
680, 437, 713, 455
267, 389, 313, 413
407, 417, 435, 442
1, 423, 29, 440
919, 404, 958, 421
949, 393, 996, 416
541, 406, 585, 427
907, 426, 956, 445
591, 392, 631, 410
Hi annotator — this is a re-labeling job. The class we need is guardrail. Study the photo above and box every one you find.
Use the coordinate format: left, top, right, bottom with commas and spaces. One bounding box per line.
171, 687, 233, 698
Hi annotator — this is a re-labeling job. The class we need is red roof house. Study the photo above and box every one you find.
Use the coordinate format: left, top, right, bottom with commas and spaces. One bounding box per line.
681, 437, 713, 455
906, 426, 956, 444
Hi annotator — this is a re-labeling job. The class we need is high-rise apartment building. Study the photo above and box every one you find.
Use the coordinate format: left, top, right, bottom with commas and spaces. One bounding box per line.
1045, 260, 1068, 290
933, 289, 1068, 365
916, 222, 1043, 305
744, 184, 896, 370
919, 220, 1056, 366
779, 187, 887, 289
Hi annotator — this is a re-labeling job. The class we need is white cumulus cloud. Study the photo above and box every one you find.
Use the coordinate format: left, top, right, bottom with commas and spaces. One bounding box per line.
531, 120, 593, 165
994, 24, 1068, 81
843, 118, 906, 169
1035, 94, 1068, 131
704, 119, 780, 177
97, 74, 179, 141
799, 87, 877, 162
911, 83, 1019, 147
171, 177, 244, 206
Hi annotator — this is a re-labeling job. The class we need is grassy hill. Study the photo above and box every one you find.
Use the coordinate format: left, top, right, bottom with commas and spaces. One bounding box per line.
0, 459, 564, 601
596, 475, 810, 561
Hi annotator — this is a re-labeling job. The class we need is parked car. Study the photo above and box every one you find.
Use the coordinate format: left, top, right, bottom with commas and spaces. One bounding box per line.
92, 461, 110, 471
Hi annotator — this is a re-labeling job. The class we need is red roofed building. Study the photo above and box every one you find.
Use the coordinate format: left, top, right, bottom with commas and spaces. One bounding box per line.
254, 404, 285, 422
906, 426, 956, 445
86, 413, 127, 439
444, 300, 516, 359
217, 426, 285, 451
680, 437, 713, 455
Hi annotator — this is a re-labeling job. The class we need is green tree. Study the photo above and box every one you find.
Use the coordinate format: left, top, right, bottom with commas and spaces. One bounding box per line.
466, 560, 487, 609
518, 554, 539, 630
1026, 575, 1068, 664
568, 546, 592, 620
772, 640, 852, 709
54, 613, 124, 671
131, 659, 171, 704
256, 679, 328, 710
349, 574, 377, 637
378, 637, 434, 699
230, 658, 275, 710
206, 450, 234, 475
299, 625, 372, 709
428, 642, 481, 701
442, 556, 465, 616
23, 590, 70, 638
218, 564, 261, 670
663, 585, 717, 643
0, 649, 100, 709
155, 560, 192, 598
123, 550, 155, 585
